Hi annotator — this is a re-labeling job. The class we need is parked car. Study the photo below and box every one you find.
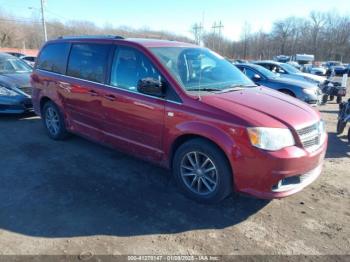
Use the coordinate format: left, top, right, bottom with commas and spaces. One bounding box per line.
21, 55, 36, 67
31, 36, 327, 203
337, 99, 350, 140
286, 61, 302, 70
5, 52, 26, 58
302, 64, 327, 76
0, 53, 33, 113
232, 59, 248, 64
325, 61, 347, 76
274, 55, 290, 63
254, 60, 327, 85
236, 63, 321, 105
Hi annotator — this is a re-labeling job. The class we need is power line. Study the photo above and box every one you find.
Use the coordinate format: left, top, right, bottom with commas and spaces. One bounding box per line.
0, 18, 39, 23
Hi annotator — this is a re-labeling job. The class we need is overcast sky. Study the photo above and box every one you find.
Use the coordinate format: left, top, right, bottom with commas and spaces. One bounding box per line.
1, 0, 350, 40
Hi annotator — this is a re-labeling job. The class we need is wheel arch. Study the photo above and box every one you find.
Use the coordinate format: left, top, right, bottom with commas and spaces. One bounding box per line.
168, 123, 237, 174
40, 96, 52, 113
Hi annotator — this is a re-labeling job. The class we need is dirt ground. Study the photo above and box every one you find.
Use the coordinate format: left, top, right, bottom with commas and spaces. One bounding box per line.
0, 87, 349, 257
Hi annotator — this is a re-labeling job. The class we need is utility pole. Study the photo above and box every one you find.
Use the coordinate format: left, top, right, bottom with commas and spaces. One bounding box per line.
40, 0, 47, 42
212, 21, 224, 53
211, 22, 217, 50
192, 23, 203, 45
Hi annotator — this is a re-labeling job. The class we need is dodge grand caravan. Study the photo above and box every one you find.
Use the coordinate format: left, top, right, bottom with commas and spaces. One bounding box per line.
31, 36, 327, 203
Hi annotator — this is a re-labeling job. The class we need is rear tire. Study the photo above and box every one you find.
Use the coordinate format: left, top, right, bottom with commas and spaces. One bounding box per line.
330, 95, 335, 101
321, 95, 328, 104
336, 96, 342, 104
337, 120, 346, 135
42, 101, 69, 140
172, 138, 233, 204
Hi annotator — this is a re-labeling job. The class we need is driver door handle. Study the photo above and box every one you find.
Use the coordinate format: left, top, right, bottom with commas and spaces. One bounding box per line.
104, 94, 117, 101
88, 90, 99, 96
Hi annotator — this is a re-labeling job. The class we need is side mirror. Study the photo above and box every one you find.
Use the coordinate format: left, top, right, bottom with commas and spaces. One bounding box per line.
137, 77, 165, 97
252, 74, 261, 81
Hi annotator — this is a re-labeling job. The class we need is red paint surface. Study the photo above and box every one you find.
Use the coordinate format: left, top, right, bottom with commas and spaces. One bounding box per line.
31, 38, 327, 199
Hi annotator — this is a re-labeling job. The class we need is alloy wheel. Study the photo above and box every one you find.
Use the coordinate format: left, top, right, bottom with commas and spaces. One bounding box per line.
180, 151, 218, 195
45, 107, 60, 136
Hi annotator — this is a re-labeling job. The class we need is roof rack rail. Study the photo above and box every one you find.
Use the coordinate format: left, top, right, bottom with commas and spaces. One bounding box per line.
57, 35, 124, 40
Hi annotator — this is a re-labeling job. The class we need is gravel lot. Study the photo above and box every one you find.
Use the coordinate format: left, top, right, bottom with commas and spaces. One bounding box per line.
0, 89, 349, 256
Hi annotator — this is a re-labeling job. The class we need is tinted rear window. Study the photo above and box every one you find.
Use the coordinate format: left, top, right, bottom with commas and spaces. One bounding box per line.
36, 43, 70, 74
67, 43, 110, 83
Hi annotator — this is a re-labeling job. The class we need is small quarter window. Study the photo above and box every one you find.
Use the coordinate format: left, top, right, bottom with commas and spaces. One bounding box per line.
67, 43, 110, 83
37, 43, 70, 74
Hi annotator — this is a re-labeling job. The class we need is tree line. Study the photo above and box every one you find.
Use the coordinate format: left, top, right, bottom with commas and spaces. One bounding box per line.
201, 11, 350, 62
0, 8, 192, 51
1, 8, 349, 62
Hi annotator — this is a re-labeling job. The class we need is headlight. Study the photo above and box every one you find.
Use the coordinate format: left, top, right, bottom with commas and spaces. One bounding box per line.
0, 85, 18, 96
247, 127, 295, 151
302, 88, 317, 95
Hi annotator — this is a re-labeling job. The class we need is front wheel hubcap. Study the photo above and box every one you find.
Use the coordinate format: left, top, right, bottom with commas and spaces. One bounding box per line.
180, 151, 218, 195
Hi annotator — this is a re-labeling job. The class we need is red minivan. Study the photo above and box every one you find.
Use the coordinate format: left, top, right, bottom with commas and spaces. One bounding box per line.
31, 36, 327, 203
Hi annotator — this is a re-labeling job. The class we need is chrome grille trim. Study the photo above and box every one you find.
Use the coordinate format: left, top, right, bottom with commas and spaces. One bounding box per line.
296, 122, 321, 152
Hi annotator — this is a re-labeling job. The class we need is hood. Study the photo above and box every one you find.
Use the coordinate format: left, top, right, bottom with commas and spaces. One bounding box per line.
0, 72, 31, 88
269, 76, 318, 89
200, 87, 320, 129
294, 72, 326, 84
333, 65, 345, 70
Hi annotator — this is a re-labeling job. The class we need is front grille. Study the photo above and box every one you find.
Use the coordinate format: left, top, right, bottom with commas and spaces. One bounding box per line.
20, 86, 32, 96
296, 122, 321, 152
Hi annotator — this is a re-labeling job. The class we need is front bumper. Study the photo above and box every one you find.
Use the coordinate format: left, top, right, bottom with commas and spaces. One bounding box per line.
233, 137, 327, 199
0, 96, 33, 114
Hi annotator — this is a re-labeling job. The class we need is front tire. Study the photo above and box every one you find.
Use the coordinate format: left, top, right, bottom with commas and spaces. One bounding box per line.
42, 101, 69, 140
172, 138, 233, 204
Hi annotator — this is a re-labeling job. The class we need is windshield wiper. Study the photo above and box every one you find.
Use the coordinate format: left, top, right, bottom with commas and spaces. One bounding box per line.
187, 88, 222, 92
219, 84, 257, 93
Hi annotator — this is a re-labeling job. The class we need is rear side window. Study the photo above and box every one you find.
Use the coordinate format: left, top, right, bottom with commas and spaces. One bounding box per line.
67, 43, 110, 83
36, 43, 70, 74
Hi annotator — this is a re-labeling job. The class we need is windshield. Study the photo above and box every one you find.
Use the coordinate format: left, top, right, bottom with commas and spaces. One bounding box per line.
150, 47, 255, 91
280, 63, 301, 74
253, 64, 278, 79
0, 57, 32, 73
